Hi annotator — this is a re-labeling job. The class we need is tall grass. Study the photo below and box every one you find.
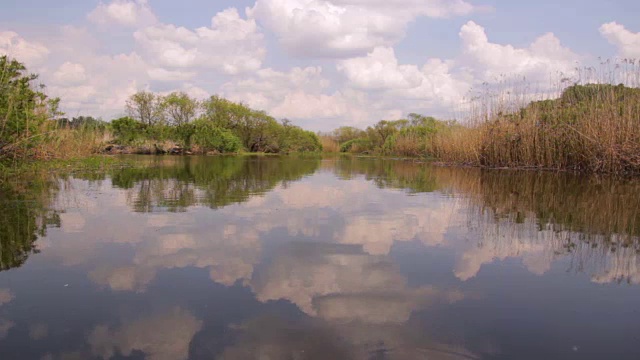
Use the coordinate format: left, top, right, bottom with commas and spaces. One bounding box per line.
33, 123, 109, 160
430, 60, 640, 174
319, 135, 339, 153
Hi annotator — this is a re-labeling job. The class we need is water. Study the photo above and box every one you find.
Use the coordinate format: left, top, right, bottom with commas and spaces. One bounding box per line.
1, 155, 639, 360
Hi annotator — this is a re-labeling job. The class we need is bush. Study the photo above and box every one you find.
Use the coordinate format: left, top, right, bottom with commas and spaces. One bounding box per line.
192, 120, 242, 153
0, 56, 58, 160
340, 138, 373, 153
110, 117, 144, 144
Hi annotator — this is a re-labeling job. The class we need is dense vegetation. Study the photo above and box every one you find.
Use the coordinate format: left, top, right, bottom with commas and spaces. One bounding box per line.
111, 92, 322, 154
0, 56, 64, 162
320, 84, 640, 174
0, 56, 321, 166
320, 113, 456, 157
3, 54, 640, 174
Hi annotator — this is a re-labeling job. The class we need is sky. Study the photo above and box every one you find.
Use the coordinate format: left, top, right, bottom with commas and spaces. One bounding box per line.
1, 0, 639, 131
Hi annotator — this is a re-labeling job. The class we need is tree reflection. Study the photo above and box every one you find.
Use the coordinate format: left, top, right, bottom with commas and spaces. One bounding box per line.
106, 155, 321, 212
0, 177, 59, 271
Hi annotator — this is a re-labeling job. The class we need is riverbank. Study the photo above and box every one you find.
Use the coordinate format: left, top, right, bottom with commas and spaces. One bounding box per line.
3, 55, 640, 176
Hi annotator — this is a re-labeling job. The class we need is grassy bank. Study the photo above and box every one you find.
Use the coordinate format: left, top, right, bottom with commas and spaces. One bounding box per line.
430, 83, 640, 174
322, 80, 640, 175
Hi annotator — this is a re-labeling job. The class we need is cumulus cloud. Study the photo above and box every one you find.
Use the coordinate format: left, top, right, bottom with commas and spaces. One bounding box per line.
458, 21, 580, 82
338, 47, 470, 109
248, 0, 478, 57
338, 47, 423, 90
134, 8, 265, 74
221, 67, 399, 126
46, 52, 148, 117
147, 67, 196, 82
52, 62, 88, 85
88, 0, 158, 28
0, 31, 49, 66
600, 22, 640, 58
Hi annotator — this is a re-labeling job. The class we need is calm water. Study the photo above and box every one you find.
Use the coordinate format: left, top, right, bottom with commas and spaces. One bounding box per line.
1, 155, 640, 360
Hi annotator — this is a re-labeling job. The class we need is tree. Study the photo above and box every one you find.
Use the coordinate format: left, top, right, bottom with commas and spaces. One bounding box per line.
126, 91, 164, 126
332, 126, 365, 144
163, 92, 198, 126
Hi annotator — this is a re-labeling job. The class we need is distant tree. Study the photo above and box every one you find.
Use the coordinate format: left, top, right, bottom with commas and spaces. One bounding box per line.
332, 126, 365, 144
163, 92, 198, 126
126, 91, 165, 126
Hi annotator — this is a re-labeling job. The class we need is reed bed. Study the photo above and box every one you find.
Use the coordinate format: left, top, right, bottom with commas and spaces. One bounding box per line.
429, 60, 640, 174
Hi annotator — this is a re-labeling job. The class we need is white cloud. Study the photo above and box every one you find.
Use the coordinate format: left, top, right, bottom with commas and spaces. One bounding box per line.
338, 47, 423, 90
134, 8, 265, 74
221, 67, 399, 125
338, 47, 470, 109
600, 22, 640, 58
88, 0, 158, 28
52, 62, 88, 85
147, 67, 196, 82
459, 21, 579, 82
248, 0, 478, 58
46, 52, 148, 117
0, 289, 14, 306
0, 31, 49, 66
0, 2, 592, 130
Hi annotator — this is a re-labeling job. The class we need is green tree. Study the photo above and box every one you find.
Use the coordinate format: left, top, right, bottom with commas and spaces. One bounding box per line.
126, 91, 165, 126
192, 119, 242, 153
163, 92, 198, 126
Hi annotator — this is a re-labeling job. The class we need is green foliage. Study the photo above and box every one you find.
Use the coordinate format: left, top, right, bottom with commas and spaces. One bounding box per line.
0, 175, 59, 270
125, 91, 165, 126
340, 138, 373, 153
192, 119, 242, 153
105, 155, 321, 211
110, 116, 144, 144
0, 56, 60, 160
163, 91, 199, 126
332, 126, 365, 144
330, 115, 452, 156
278, 120, 322, 152
57, 116, 108, 131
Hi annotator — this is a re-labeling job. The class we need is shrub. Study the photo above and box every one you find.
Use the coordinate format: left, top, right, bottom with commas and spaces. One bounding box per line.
110, 116, 144, 144
0, 56, 59, 160
192, 120, 242, 153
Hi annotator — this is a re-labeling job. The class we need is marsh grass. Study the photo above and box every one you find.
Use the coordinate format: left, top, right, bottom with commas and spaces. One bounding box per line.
430, 60, 640, 174
319, 135, 340, 153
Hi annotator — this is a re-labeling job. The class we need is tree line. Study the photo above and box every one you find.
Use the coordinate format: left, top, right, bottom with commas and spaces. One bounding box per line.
111, 91, 322, 154
320, 113, 457, 157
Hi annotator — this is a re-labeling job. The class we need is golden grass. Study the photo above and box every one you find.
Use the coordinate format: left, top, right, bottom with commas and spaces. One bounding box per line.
319, 135, 340, 153
36, 126, 109, 160
426, 66, 640, 174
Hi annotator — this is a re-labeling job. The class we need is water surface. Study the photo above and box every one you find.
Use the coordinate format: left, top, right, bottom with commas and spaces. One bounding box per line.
1, 155, 639, 359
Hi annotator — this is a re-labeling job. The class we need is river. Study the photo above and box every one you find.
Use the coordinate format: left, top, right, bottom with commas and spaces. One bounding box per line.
1, 155, 639, 359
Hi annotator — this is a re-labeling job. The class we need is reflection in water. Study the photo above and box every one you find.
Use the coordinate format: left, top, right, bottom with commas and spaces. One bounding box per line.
88, 307, 202, 360
250, 242, 463, 322
106, 155, 321, 212
1, 156, 639, 359
0, 176, 60, 270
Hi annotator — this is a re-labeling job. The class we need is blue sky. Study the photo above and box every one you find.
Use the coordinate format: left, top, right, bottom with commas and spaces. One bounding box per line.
1, 0, 639, 130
